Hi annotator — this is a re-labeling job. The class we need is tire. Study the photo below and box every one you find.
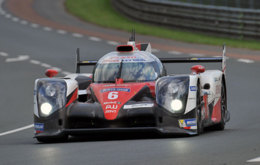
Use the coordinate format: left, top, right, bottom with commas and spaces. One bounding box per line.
196, 81, 203, 135
36, 135, 68, 143
214, 79, 227, 130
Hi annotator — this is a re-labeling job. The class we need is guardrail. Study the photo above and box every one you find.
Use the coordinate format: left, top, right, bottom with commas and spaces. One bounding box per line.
111, 0, 260, 39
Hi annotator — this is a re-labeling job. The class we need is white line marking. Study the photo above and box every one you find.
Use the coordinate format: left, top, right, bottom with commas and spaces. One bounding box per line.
43, 27, 52, 31
20, 20, 28, 25
50, 67, 62, 72
237, 59, 254, 64
89, 36, 101, 42
41, 63, 51, 68
189, 53, 205, 57
62, 71, 73, 75
247, 156, 260, 162
0, 10, 5, 15
168, 51, 182, 55
0, 52, 8, 57
30, 60, 41, 65
107, 41, 119, 46
31, 23, 39, 28
72, 33, 83, 38
6, 55, 29, 62
5, 14, 11, 18
11, 17, 19, 22
57, 30, 67, 34
152, 49, 160, 53
0, 124, 33, 137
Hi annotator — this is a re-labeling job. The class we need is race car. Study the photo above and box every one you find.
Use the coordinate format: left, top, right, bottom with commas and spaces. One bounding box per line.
33, 34, 230, 142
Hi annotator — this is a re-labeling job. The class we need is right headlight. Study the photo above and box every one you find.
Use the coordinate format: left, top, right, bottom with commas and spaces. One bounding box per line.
171, 99, 183, 112
156, 76, 189, 114
37, 79, 66, 117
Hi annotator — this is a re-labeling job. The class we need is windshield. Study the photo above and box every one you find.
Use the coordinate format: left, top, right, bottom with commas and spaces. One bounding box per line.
94, 62, 159, 83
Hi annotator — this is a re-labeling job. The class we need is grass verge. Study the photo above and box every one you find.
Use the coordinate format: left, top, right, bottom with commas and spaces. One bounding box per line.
65, 0, 260, 50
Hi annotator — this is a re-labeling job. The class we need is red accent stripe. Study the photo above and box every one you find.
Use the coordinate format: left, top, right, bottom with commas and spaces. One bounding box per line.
203, 95, 209, 119
222, 66, 226, 72
66, 88, 78, 107
136, 44, 141, 51
211, 98, 221, 122
184, 127, 191, 130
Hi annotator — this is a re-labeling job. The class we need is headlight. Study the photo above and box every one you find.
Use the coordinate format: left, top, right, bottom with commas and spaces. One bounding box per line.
171, 99, 183, 112
37, 79, 66, 117
40, 102, 53, 116
156, 76, 189, 114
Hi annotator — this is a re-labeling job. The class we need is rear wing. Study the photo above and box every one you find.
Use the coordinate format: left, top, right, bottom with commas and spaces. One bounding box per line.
158, 45, 226, 74
76, 48, 97, 73
75, 45, 226, 74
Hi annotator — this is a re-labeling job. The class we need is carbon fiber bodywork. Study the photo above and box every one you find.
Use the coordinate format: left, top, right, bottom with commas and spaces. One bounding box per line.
34, 102, 198, 138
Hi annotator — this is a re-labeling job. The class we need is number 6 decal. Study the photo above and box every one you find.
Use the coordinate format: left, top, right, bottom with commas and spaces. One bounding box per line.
108, 92, 118, 100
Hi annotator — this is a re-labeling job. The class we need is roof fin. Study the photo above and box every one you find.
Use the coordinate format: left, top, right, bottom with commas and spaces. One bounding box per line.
129, 29, 135, 42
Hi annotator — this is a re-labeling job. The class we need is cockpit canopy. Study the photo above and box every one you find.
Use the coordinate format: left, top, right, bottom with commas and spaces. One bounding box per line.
93, 51, 164, 83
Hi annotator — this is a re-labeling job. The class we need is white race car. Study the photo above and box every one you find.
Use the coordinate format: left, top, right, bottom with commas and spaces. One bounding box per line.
34, 34, 230, 142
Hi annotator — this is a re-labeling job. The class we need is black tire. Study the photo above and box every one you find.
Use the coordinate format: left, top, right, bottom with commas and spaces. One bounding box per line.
36, 135, 68, 143
214, 79, 227, 130
196, 81, 203, 135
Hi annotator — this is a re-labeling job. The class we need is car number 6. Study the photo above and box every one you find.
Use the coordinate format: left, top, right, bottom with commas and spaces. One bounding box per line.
108, 92, 118, 100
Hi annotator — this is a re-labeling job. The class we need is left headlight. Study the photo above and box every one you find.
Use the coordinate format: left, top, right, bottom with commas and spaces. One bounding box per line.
156, 76, 189, 114
37, 79, 66, 117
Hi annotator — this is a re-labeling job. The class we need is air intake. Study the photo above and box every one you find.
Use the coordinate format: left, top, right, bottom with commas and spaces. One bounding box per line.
116, 45, 134, 52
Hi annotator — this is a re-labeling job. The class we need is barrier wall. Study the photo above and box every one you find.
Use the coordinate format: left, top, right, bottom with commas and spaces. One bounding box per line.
111, 0, 260, 39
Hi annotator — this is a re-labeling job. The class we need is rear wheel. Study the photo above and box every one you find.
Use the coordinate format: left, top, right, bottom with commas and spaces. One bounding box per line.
196, 81, 203, 134
214, 79, 227, 130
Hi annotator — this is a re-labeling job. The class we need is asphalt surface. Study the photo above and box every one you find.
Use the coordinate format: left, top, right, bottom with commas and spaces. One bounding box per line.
0, 0, 260, 164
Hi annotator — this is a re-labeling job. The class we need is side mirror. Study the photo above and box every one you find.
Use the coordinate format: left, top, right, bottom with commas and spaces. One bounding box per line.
45, 69, 58, 78
191, 65, 205, 74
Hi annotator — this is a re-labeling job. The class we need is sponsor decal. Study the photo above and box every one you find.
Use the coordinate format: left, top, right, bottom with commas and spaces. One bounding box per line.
34, 123, 44, 133
122, 59, 145, 62
78, 90, 87, 95
104, 84, 129, 87
104, 84, 116, 87
178, 118, 197, 128
104, 101, 117, 105
101, 88, 130, 93
101, 56, 149, 63
111, 56, 137, 59
105, 110, 117, 114
102, 59, 120, 63
185, 119, 197, 126
190, 86, 197, 91
123, 103, 154, 109
105, 104, 118, 109
178, 119, 186, 128
214, 77, 220, 82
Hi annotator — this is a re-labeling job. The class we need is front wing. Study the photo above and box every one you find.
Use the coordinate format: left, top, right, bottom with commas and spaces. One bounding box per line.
34, 103, 199, 138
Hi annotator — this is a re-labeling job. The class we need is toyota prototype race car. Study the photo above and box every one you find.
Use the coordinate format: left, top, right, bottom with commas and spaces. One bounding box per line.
34, 33, 230, 142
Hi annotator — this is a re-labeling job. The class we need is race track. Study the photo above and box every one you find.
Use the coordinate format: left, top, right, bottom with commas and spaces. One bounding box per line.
0, 0, 260, 164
